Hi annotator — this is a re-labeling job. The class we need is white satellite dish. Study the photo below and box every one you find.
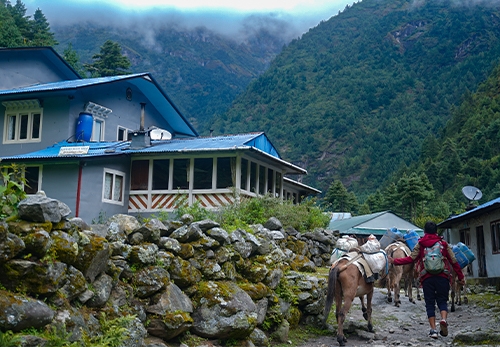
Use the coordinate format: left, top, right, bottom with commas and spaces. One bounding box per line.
462, 186, 482, 201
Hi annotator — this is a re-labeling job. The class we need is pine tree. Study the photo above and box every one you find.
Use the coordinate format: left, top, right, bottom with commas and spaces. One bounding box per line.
84, 40, 131, 77
63, 43, 87, 77
29, 8, 57, 46
8, 0, 30, 43
0, 3, 23, 47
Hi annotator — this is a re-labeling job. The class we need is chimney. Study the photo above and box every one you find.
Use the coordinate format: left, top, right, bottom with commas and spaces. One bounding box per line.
130, 102, 151, 149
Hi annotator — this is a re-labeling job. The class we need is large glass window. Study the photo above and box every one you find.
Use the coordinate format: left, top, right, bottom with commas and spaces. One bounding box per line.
103, 169, 124, 204
153, 159, 170, 190
173, 159, 189, 189
194, 158, 213, 189
131, 160, 149, 190
216, 157, 233, 189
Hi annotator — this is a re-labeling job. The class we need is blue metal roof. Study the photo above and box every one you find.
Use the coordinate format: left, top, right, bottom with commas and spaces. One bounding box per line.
0, 47, 81, 80
0, 73, 198, 138
438, 197, 500, 228
0, 132, 307, 174
0, 74, 147, 95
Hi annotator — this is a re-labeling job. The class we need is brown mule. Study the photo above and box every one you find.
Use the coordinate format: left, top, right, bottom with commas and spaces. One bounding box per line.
450, 267, 468, 312
323, 255, 374, 346
379, 242, 415, 306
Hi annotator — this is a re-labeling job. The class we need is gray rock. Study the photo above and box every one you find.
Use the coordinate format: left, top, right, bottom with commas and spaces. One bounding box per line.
86, 273, 113, 307
205, 227, 230, 245
0, 290, 55, 332
132, 266, 170, 298
192, 219, 220, 231
263, 217, 283, 231
0, 232, 25, 262
191, 281, 258, 339
18, 193, 62, 223
107, 214, 141, 236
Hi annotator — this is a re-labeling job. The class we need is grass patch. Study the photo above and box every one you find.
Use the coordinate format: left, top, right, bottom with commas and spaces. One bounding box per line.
271, 325, 333, 347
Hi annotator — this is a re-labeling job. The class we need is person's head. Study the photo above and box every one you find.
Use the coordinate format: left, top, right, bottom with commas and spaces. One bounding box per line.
424, 221, 437, 234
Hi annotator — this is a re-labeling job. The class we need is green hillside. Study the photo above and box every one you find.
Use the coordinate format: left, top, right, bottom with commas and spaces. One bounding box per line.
211, 0, 500, 198
52, 22, 287, 133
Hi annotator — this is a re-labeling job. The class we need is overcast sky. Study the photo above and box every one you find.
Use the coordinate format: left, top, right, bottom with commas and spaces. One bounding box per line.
22, 0, 352, 39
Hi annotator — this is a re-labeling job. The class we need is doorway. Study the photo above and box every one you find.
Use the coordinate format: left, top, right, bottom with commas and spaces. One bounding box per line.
476, 226, 487, 277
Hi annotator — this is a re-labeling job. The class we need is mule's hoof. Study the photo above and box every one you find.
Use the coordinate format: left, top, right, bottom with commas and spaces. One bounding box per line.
363, 312, 368, 320
464, 297, 469, 304
451, 307, 456, 313
368, 323, 373, 332
388, 297, 393, 303
337, 335, 347, 346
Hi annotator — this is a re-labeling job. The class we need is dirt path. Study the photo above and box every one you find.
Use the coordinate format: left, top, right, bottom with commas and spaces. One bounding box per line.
293, 286, 498, 347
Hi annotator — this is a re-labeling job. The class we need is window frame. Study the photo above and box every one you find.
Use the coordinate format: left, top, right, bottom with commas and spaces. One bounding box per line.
91, 117, 105, 142
3, 101, 43, 144
491, 220, 500, 254
102, 168, 125, 205
117, 126, 132, 141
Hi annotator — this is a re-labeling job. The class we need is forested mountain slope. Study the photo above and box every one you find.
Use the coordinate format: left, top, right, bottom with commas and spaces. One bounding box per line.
52, 22, 288, 132
211, 0, 500, 197
416, 63, 500, 205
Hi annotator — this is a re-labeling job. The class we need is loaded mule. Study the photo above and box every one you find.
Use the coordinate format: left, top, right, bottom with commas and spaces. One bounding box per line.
324, 236, 386, 346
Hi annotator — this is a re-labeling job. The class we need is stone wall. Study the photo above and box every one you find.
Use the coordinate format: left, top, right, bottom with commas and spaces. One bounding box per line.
0, 193, 338, 347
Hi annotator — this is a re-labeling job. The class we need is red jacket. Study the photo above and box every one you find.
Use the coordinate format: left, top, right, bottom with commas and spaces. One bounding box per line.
393, 233, 464, 283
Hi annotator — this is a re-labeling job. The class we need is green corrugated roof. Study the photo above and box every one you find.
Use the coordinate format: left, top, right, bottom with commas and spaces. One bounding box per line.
327, 211, 423, 236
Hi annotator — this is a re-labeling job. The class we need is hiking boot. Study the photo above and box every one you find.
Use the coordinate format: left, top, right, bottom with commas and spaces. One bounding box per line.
439, 320, 448, 337
429, 329, 438, 339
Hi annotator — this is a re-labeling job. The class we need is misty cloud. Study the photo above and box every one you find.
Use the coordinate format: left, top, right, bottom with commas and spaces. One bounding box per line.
25, 0, 339, 44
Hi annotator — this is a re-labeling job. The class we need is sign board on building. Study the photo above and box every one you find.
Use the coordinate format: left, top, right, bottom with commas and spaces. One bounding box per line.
58, 146, 89, 156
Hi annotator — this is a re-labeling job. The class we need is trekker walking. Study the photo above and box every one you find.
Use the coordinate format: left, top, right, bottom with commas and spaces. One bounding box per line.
388, 221, 465, 339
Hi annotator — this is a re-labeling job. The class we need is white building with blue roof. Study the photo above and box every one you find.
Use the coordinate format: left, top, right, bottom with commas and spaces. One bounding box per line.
0, 47, 320, 222
438, 197, 500, 281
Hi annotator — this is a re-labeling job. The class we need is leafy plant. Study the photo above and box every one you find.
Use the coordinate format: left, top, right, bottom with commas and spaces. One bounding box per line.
80, 313, 135, 347
0, 164, 27, 219
0, 330, 22, 347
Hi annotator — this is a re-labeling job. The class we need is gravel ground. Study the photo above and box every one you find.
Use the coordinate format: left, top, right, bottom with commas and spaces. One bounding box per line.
291, 286, 499, 347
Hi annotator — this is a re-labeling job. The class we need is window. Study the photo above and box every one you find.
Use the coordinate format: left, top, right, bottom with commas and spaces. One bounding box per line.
84, 101, 111, 142
1, 165, 41, 194
216, 157, 232, 189
491, 220, 500, 254
131, 160, 149, 190
118, 126, 132, 141
258, 165, 266, 194
92, 118, 104, 142
103, 169, 125, 204
250, 162, 257, 193
194, 158, 213, 189
240, 159, 248, 190
173, 159, 189, 190
3, 100, 42, 144
24, 166, 41, 194
152, 159, 169, 190
459, 228, 471, 245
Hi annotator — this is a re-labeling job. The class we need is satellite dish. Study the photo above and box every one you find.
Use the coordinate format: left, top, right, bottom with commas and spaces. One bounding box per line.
462, 186, 482, 201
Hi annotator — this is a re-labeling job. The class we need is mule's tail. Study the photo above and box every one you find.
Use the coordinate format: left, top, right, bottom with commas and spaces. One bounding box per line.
378, 271, 388, 288
323, 265, 338, 327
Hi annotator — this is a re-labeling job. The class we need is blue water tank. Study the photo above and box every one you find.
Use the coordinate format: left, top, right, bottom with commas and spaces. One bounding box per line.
76, 112, 93, 142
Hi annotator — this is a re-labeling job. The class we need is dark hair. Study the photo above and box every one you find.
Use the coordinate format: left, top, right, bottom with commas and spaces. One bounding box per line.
424, 221, 437, 234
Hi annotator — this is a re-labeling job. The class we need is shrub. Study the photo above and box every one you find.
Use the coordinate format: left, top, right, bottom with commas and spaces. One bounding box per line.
0, 164, 27, 219
216, 195, 329, 232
